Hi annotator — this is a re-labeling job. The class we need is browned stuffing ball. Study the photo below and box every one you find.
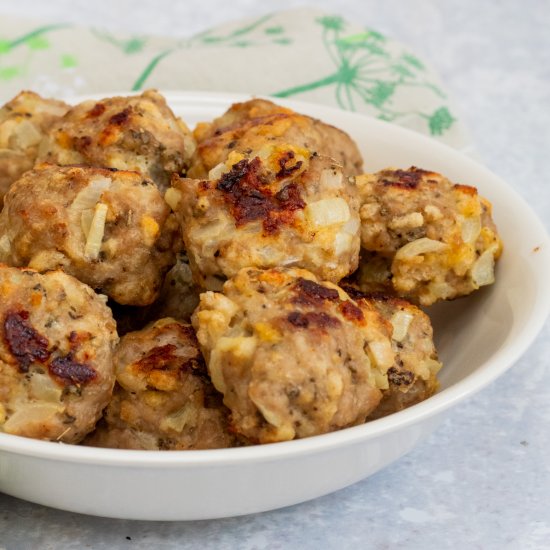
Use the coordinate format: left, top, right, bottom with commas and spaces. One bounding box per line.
189, 98, 363, 178
84, 318, 236, 450
192, 267, 396, 444
169, 146, 361, 290
356, 167, 503, 305
342, 285, 442, 419
0, 91, 69, 201
37, 90, 196, 190
0, 265, 118, 443
0, 164, 178, 306
107, 253, 200, 336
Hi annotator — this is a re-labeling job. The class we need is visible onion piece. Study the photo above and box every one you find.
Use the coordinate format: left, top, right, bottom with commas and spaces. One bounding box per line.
208, 162, 227, 181
471, 246, 498, 287
461, 216, 482, 245
160, 403, 198, 433
304, 198, 351, 228
3, 403, 64, 434
342, 216, 360, 235
80, 208, 94, 239
390, 310, 414, 342
333, 231, 354, 256
13, 119, 42, 149
367, 339, 394, 372
0, 234, 11, 258
395, 238, 448, 260
164, 188, 182, 211
84, 203, 108, 260
71, 176, 111, 212
30, 373, 63, 403
319, 168, 343, 189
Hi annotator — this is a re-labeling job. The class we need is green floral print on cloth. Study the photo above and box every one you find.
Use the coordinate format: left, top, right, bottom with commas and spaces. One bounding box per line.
0, 8, 469, 149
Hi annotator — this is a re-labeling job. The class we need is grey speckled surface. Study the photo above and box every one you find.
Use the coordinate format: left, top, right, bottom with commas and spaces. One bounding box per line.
0, 1, 549, 548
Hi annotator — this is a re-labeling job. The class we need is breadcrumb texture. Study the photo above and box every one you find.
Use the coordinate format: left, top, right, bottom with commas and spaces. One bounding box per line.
190, 98, 363, 178
0, 91, 69, 201
356, 167, 503, 305
84, 318, 235, 450
37, 89, 196, 191
342, 285, 441, 419
192, 267, 396, 443
0, 265, 117, 443
171, 148, 361, 289
0, 164, 178, 306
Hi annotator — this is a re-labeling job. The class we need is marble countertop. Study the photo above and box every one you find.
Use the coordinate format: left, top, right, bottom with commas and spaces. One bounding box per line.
1, 1, 549, 548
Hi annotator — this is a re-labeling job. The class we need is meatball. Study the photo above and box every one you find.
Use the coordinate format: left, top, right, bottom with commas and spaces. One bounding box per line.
0, 265, 117, 443
0, 164, 178, 306
190, 98, 363, 178
0, 91, 69, 201
147, 252, 200, 321
84, 318, 235, 450
169, 147, 361, 289
108, 253, 200, 337
356, 167, 503, 305
192, 267, 395, 444
37, 90, 195, 191
342, 285, 442, 419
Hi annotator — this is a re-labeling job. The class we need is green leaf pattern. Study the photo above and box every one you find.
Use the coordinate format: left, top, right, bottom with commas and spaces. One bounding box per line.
273, 16, 454, 135
0, 10, 462, 142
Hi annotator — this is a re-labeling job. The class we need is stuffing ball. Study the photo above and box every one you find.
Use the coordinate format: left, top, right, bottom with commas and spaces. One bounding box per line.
84, 318, 235, 450
342, 286, 441, 419
146, 252, 200, 322
192, 267, 396, 444
0, 164, 178, 306
108, 253, 200, 336
189, 98, 363, 178
0, 265, 117, 443
0, 91, 69, 201
169, 146, 361, 289
356, 167, 503, 305
37, 90, 196, 190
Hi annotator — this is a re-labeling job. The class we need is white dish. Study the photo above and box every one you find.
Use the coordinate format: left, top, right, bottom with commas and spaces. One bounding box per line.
0, 91, 548, 521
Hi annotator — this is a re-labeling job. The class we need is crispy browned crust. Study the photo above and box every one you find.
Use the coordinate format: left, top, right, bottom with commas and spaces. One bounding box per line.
84, 318, 236, 450
356, 166, 503, 305
38, 90, 196, 190
190, 98, 363, 177
192, 267, 397, 443
0, 265, 117, 443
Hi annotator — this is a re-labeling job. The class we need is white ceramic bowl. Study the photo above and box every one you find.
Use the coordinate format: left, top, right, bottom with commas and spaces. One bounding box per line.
0, 92, 548, 521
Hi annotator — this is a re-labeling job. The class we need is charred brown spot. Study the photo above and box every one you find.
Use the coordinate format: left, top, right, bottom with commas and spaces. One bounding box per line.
49, 354, 96, 385
339, 300, 364, 322
88, 102, 106, 117
217, 158, 305, 235
292, 278, 340, 306
287, 311, 341, 330
381, 167, 430, 190
276, 151, 303, 179
4, 311, 50, 372
339, 284, 366, 301
453, 183, 478, 196
134, 344, 178, 373
109, 108, 131, 126
387, 366, 414, 386
134, 341, 206, 376
73, 135, 92, 151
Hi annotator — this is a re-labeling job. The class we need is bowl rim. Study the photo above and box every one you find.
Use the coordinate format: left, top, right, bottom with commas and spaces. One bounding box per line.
0, 90, 548, 469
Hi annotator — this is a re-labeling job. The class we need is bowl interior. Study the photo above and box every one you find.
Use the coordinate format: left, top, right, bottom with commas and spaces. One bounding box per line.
0, 91, 548, 463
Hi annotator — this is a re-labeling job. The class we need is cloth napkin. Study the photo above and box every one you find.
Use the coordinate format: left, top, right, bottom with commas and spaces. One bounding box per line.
0, 8, 469, 149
